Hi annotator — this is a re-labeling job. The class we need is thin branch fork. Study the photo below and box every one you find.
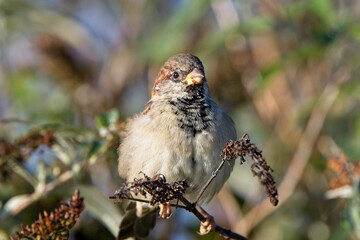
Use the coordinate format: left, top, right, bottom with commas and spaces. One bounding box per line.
194, 158, 226, 204
109, 178, 247, 240
108, 196, 187, 209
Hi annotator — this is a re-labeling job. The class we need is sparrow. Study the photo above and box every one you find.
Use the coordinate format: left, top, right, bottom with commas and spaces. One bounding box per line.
117, 53, 237, 239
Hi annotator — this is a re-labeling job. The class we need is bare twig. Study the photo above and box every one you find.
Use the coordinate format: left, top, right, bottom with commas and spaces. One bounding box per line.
196, 133, 279, 206
194, 159, 227, 204
0, 118, 37, 126
179, 195, 247, 240
108, 196, 187, 209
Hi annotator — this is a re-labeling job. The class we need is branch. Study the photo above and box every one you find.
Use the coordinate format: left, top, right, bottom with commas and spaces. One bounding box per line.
179, 195, 247, 240
0, 170, 74, 225
108, 196, 187, 209
0, 118, 37, 126
194, 158, 226, 204
110, 174, 247, 240
196, 133, 279, 206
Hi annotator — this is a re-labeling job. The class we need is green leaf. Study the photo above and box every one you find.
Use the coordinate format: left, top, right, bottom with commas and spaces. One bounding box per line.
87, 140, 106, 160
95, 109, 120, 129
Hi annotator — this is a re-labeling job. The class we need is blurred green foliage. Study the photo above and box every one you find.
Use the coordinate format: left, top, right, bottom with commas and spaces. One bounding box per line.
1, 0, 360, 239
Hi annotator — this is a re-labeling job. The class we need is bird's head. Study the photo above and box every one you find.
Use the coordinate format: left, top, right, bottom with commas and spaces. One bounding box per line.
152, 53, 208, 99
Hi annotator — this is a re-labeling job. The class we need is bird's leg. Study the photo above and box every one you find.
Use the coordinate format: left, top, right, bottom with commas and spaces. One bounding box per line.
197, 204, 216, 235
159, 202, 172, 219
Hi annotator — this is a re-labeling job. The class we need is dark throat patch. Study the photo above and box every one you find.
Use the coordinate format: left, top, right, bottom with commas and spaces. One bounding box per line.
169, 85, 213, 136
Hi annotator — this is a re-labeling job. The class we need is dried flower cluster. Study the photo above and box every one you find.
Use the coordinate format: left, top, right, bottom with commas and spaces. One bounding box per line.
110, 174, 247, 240
12, 189, 84, 240
0, 129, 55, 161
110, 173, 188, 206
221, 133, 279, 206
17, 129, 56, 152
327, 153, 360, 189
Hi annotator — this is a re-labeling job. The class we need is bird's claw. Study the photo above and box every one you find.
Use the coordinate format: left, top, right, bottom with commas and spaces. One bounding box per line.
159, 202, 172, 219
199, 215, 215, 235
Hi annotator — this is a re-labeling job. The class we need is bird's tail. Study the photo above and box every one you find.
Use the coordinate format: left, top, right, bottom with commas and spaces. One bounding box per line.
117, 202, 158, 240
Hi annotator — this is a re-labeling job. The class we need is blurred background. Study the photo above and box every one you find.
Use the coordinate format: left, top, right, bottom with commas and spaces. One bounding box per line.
1, 0, 360, 239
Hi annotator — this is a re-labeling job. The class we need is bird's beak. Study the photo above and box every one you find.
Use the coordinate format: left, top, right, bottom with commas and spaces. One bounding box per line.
182, 68, 204, 86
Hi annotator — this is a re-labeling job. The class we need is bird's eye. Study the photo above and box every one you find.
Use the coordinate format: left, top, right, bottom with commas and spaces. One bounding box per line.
173, 71, 179, 79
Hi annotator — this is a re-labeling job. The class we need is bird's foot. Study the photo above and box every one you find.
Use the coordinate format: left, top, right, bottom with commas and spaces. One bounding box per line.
199, 214, 215, 235
159, 202, 172, 219
197, 204, 216, 235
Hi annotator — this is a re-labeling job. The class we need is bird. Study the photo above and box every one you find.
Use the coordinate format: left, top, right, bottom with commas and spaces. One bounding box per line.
117, 53, 237, 239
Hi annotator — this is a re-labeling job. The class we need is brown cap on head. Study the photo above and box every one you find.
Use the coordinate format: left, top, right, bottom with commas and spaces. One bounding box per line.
152, 53, 205, 96
164, 54, 204, 73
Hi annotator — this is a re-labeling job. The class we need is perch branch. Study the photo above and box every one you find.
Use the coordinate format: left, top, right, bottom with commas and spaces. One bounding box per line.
108, 196, 187, 209
110, 174, 247, 240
